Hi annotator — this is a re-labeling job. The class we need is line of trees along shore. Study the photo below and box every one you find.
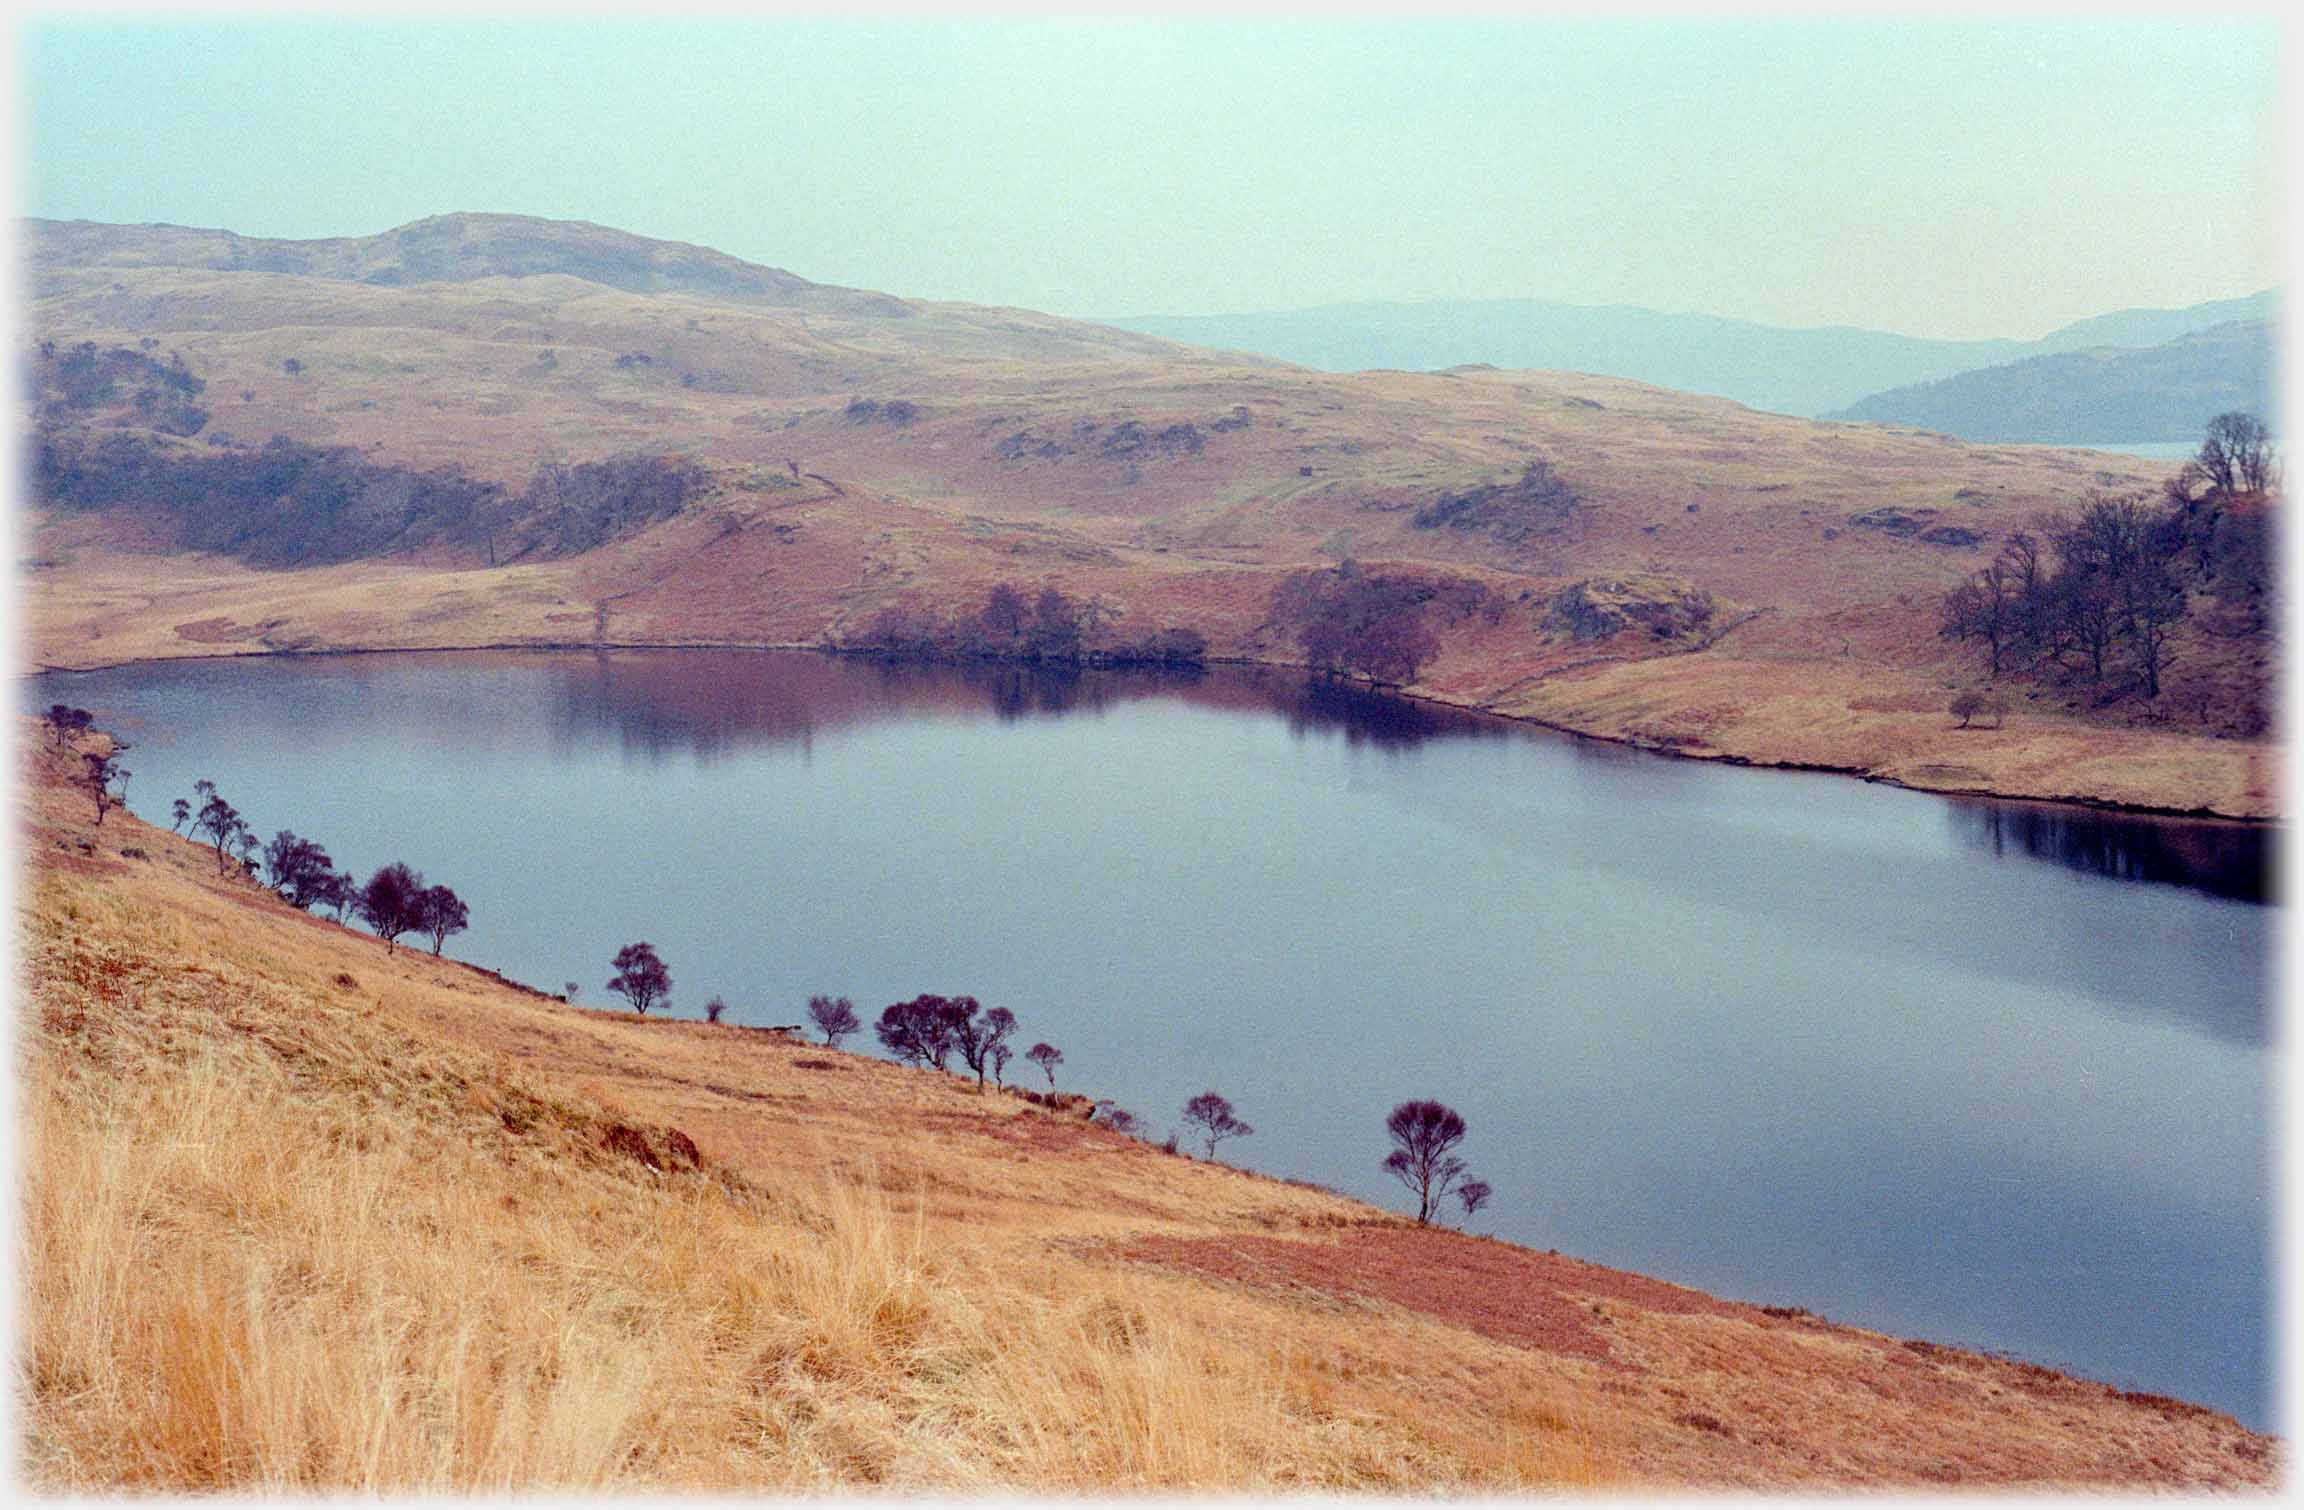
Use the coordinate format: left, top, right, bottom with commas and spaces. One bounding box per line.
843, 581, 1208, 669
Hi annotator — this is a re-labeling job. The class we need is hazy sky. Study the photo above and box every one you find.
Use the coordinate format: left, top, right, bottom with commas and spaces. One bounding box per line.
20, 15, 2284, 340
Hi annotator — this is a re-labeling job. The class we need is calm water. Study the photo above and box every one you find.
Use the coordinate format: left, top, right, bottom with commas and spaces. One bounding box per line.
27, 650, 2276, 1427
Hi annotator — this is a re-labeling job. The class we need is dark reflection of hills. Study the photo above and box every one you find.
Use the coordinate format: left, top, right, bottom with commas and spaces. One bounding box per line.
1255, 671, 1514, 749
544, 649, 1518, 761
1950, 800, 2275, 906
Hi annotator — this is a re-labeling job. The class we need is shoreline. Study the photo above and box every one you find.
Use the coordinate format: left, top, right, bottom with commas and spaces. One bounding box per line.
21, 636, 2280, 826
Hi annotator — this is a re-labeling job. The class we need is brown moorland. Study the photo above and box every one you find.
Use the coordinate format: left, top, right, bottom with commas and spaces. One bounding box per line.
16, 729, 2280, 1492
21, 215, 2277, 818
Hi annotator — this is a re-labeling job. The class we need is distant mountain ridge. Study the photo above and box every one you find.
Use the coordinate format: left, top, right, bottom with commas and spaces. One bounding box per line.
1102, 290, 2277, 419
25, 212, 917, 319
1825, 320, 2276, 444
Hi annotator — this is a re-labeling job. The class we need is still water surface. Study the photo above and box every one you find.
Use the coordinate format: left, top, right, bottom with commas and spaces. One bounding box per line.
28, 650, 2275, 1427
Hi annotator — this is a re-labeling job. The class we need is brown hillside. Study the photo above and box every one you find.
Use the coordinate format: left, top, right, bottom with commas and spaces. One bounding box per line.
16, 731, 2280, 1491
20, 217, 2278, 816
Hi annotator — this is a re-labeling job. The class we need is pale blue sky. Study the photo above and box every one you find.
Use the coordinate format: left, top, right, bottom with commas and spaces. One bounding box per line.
19, 15, 2284, 339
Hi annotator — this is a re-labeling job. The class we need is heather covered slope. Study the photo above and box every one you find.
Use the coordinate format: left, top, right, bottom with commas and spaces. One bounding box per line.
20, 215, 2279, 815
16, 735, 2280, 1491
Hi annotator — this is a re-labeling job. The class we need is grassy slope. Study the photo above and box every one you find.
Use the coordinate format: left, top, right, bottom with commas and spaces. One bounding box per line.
16, 734, 2279, 1492
22, 249, 2277, 819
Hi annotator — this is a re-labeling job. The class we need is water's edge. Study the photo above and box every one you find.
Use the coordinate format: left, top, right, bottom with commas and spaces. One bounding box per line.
24, 637, 2279, 826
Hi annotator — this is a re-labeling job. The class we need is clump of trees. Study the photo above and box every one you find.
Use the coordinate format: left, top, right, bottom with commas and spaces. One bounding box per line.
32, 430, 508, 568
1939, 414, 2276, 730
608, 942, 672, 1015
1271, 561, 1499, 687
513, 452, 709, 557
28, 339, 208, 435
30, 414, 706, 570
845, 581, 1208, 669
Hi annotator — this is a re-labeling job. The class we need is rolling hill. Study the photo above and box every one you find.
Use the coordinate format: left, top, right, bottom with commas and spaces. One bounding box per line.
17, 214, 2279, 816
1825, 321, 2275, 443
1099, 290, 2275, 419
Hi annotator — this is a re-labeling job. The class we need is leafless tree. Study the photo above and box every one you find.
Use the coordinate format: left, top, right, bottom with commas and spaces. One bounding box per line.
262, 830, 335, 908
2198, 412, 2274, 497
954, 1002, 1017, 1089
608, 941, 671, 1015
416, 885, 468, 956
192, 782, 248, 873
1383, 1099, 1469, 1224
808, 994, 860, 1046
44, 703, 93, 751
355, 863, 426, 954
80, 747, 129, 827
1182, 1092, 1254, 1159
876, 995, 966, 1069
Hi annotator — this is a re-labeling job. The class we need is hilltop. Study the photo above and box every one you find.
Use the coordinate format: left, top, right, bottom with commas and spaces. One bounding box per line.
1827, 321, 2276, 443
1099, 289, 2277, 419
17, 732, 2278, 1491
19, 215, 2279, 817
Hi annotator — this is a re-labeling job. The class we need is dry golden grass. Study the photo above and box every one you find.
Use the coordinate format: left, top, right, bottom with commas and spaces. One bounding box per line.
18, 754, 1605, 1493
15, 741, 2276, 1491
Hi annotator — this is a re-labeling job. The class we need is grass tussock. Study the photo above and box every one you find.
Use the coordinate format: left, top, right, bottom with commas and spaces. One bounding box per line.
20, 864, 1601, 1493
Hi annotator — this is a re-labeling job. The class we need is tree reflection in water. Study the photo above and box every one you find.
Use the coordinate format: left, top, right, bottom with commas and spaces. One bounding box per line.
1950, 800, 2273, 906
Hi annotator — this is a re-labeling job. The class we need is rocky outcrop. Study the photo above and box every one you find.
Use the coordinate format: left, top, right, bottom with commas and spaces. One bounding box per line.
1544, 573, 1718, 644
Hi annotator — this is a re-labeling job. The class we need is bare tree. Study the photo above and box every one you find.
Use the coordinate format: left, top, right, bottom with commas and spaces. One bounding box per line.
1026, 1041, 1064, 1087
1182, 1092, 1254, 1159
876, 995, 966, 1069
808, 993, 860, 1047
608, 942, 671, 1015
2197, 412, 2274, 498
954, 1002, 1017, 1089
191, 782, 247, 872
262, 830, 335, 907
416, 885, 469, 956
355, 862, 426, 953
1383, 1099, 1470, 1224
44, 703, 93, 751
79, 747, 130, 827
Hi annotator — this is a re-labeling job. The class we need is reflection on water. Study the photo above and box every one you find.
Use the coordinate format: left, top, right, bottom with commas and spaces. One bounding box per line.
1951, 800, 2274, 905
547, 650, 2274, 909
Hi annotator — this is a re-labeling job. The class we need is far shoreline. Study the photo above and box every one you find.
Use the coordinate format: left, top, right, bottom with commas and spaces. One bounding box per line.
21, 636, 2282, 828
